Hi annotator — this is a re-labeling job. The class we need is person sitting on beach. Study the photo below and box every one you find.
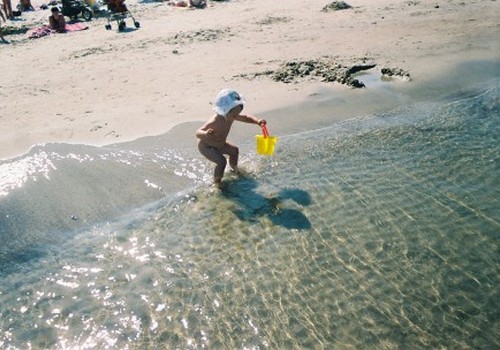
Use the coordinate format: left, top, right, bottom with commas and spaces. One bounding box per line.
189, 0, 206, 8
49, 6, 66, 33
168, 0, 188, 7
106, 0, 127, 13
19, 0, 34, 11
196, 89, 266, 186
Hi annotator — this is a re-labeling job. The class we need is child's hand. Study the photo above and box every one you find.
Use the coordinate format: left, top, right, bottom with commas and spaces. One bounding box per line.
258, 119, 267, 126
206, 128, 214, 135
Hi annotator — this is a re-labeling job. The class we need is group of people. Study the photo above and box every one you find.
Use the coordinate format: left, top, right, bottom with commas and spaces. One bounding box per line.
1, 0, 212, 42
1, 0, 121, 40
1, 0, 41, 41
2, 0, 34, 18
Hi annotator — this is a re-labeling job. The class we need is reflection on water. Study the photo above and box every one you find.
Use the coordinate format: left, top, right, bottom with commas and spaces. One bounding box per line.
0, 79, 499, 349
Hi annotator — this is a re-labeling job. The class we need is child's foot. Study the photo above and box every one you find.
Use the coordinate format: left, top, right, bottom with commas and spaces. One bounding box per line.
212, 178, 223, 188
209, 182, 221, 192
231, 167, 253, 178
230, 166, 245, 175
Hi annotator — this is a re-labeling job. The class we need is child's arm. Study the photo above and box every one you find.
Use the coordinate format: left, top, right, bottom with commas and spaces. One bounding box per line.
234, 114, 266, 126
195, 122, 215, 139
196, 127, 213, 139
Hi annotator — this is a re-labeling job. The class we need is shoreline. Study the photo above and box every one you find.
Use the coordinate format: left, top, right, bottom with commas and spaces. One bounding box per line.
1, 0, 499, 160
7, 57, 497, 164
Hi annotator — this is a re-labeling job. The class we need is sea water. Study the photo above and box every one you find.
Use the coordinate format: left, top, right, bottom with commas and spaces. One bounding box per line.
0, 77, 499, 349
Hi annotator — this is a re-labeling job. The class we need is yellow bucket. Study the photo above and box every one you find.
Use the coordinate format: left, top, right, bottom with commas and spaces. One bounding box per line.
255, 125, 278, 156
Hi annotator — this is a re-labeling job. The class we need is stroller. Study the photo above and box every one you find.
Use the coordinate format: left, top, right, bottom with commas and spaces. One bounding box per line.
104, 0, 140, 31
62, 0, 93, 21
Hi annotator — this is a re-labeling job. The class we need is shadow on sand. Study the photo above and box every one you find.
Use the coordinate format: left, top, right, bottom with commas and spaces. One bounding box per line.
220, 175, 312, 230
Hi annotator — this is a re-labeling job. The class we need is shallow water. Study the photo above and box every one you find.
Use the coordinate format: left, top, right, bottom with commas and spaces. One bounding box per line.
0, 76, 499, 349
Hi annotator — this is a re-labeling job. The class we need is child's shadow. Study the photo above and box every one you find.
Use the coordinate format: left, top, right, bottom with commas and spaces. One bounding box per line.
220, 175, 312, 230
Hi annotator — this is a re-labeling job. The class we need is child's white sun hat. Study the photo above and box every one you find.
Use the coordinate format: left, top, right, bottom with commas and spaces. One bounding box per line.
213, 89, 245, 116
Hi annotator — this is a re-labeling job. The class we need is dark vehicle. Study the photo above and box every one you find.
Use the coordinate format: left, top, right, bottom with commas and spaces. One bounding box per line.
61, 0, 93, 21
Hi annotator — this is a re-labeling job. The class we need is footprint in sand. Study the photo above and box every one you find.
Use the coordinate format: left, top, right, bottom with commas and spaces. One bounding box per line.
90, 122, 109, 132
105, 130, 120, 138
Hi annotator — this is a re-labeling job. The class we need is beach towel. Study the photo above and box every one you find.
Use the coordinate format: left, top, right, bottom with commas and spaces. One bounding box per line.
66, 22, 89, 32
28, 23, 89, 39
28, 25, 53, 39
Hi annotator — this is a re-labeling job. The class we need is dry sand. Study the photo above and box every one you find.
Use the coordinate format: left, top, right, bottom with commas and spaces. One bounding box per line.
1, 0, 499, 160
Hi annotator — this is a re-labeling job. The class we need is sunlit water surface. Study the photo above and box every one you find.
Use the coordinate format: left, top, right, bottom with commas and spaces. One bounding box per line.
0, 79, 499, 349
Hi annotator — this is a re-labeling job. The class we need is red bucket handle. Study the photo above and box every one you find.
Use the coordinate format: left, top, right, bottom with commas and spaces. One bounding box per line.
261, 124, 269, 138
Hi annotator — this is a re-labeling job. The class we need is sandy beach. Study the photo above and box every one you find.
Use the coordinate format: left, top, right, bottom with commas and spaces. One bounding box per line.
1, 0, 499, 160
1, 2, 500, 348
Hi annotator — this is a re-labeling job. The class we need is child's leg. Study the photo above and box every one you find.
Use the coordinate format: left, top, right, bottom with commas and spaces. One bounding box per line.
220, 142, 239, 170
198, 142, 227, 183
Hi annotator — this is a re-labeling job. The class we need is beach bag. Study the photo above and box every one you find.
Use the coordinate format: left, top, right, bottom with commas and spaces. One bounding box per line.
255, 125, 278, 156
